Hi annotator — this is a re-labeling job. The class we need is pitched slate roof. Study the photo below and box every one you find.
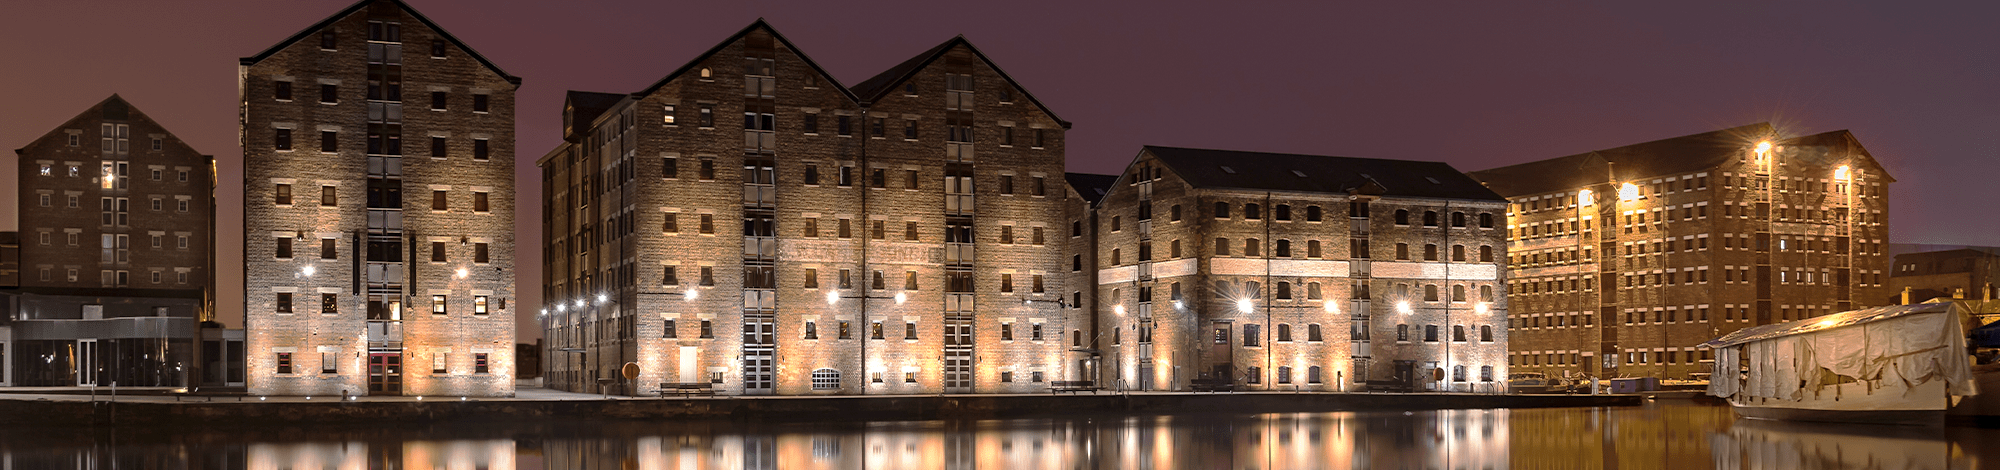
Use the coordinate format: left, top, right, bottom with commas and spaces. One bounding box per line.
850, 36, 1071, 129
1140, 146, 1505, 202
1065, 173, 1119, 204
240, 0, 520, 86
1468, 123, 1774, 198
632, 19, 857, 104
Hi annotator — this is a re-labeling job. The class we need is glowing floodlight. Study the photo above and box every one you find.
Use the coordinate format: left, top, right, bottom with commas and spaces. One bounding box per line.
894, 292, 907, 305
301, 265, 317, 277
1323, 302, 1339, 314
1754, 141, 1772, 154
1618, 183, 1640, 202
826, 291, 841, 305
1577, 189, 1594, 206
683, 289, 699, 301
1114, 304, 1126, 315
1396, 301, 1412, 314
1237, 299, 1254, 313
1834, 165, 1851, 181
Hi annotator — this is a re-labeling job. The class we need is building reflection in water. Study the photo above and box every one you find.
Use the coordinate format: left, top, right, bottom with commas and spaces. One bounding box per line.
3, 404, 1993, 469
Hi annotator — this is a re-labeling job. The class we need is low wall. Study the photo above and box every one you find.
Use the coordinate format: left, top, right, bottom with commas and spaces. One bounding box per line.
0, 392, 1643, 427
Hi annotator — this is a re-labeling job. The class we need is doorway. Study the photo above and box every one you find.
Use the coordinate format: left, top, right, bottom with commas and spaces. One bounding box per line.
368, 352, 402, 394
944, 316, 974, 393
75, 339, 98, 386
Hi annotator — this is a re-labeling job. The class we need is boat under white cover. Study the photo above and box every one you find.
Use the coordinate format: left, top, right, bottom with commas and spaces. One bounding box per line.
1703, 301, 1986, 426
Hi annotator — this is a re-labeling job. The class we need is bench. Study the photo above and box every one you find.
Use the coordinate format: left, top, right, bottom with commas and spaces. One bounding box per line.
659, 382, 715, 397
1190, 378, 1235, 393
1048, 380, 1102, 394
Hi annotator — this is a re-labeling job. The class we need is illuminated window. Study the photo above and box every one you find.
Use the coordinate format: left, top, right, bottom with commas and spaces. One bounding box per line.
432, 295, 447, 315
474, 296, 489, 315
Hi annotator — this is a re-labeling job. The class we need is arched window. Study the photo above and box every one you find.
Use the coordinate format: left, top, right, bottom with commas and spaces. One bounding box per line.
1073, 329, 1083, 347
1215, 201, 1230, 218
1275, 204, 1292, 221
1309, 366, 1323, 384
1394, 209, 1410, 225
1308, 323, 1323, 341
1276, 282, 1293, 300
1451, 212, 1466, 227
1395, 243, 1410, 260
1480, 245, 1494, 262
1277, 323, 1292, 342
1396, 324, 1410, 341
1452, 285, 1466, 302
1170, 204, 1183, 221
1424, 284, 1439, 301
1453, 365, 1466, 382
1306, 206, 1323, 221
1480, 285, 1494, 301
812, 368, 841, 390
1479, 213, 1495, 228
1215, 238, 1230, 256
1275, 239, 1292, 257
1423, 211, 1439, 227
1307, 282, 1323, 300
1307, 240, 1322, 258
1480, 365, 1494, 382
1480, 325, 1494, 342
1245, 238, 1261, 257
1245, 203, 1262, 220
1245, 281, 1262, 299
1277, 366, 1293, 384
1453, 245, 1466, 262
1424, 244, 1438, 261
1453, 325, 1467, 342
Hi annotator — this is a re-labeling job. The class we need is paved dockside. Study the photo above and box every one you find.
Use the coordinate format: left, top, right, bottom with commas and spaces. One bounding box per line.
0, 388, 1644, 427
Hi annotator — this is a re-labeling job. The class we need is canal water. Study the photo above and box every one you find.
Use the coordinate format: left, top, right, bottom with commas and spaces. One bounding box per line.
0, 402, 1990, 469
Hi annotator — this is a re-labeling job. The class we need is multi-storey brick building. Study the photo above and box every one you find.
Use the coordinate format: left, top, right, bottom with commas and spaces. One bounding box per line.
1888, 247, 2000, 304
7, 94, 214, 387
538, 21, 1072, 395
1091, 146, 1510, 392
241, 0, 519, 397
1062, 173, 1118, 382
1469, 123, 1893, 381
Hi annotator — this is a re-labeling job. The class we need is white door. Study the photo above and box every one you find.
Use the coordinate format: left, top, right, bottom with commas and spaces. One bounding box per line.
679, 346, 698, 383
76, 339, 99, 386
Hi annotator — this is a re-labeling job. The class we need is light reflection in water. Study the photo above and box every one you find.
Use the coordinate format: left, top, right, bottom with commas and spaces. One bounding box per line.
2, 403, 1992, 469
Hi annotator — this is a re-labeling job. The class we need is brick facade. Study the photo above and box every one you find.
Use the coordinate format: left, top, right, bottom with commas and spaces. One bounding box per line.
1471, 123, 1893, 382
539, 22, 1072, 396
1092, 147, 1510, 391
241, 0, 518, 397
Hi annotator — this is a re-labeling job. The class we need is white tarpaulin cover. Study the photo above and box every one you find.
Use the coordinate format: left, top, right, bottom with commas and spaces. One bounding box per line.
1706, 301, 1980, 399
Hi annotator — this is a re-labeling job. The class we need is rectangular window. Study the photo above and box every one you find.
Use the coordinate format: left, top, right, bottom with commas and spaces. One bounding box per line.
661, 105, 676, 125
321, 293, 339, 314
803, 268, 818, 288
275, 183, 293, 205
430, 136, 446, 158
475, 243, 490, 263
277, 352, 294, 374
431, 91, 447, 110
699, 105, 713, 127
1000, 175, 1015, 195
275, 81, 293, 100
474, 353, 490, 374
274, 128, 292, 150
321, 352, 338, 374
663, 319, 677, 338
700, 214, 714, 234
474, 295, 489, 315
803, 113, 819, 134
320, 238, 338, 260
700, 159, 716, 180
473, 191, 489, 212
662, 266, 678, 285
1244, 324, 1261, 347
320, 84, 338, 104
276, 293, 293, 313
473, 139, 489, 160
432, 190, 447, 210
472, 94, 489, 113
321, 185, 337, 206
320, 130, 337, 152
432, 295, 447, 315
700, 266, 714, 286
837, 115, 852, 136
433, 353, 447, 374
276, 237, 294, 259
431, 241, 447, 262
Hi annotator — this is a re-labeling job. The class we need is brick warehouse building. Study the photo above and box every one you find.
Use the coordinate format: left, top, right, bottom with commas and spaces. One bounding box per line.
1090, 146, 1511, 392
1469, 123, 1892, 382
6, 95, 215, 387
538, 21, 1072, 395
241, 0, 519, 397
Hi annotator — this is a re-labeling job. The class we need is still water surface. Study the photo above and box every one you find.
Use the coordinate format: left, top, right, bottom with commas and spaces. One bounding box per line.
0, 402, 1990, 469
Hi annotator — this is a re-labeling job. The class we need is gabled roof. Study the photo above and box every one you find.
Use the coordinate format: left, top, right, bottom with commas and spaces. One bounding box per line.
1065, 173, 1119, 205
239, 0, 520, 86
633, 19, 858, 104
1136, 146, 1505, 202
850, 36, 1071, 129
16, 94, 204, 158
1468, 123, 1896, 198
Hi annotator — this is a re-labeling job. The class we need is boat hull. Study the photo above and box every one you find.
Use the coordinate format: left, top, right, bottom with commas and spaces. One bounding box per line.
1727, 378, 1949, 426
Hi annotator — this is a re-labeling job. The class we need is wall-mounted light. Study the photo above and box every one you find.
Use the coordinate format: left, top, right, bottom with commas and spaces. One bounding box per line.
460, 236, 469, 247
1474, 302, 1489, 315
1114, 304, 1126, 315
301, 265, 316, 277
455, 267, 469, 279
684, 289, 699, 301
1173, 300, 1185, 310
596, 293, 608, 305
1834, 165, 1851, 181
1323, 302, 1339, 314
1396, 301, 1412, 314
825, 291, 840, 306
1236, 298, 1253, 314
893, 292, 907, 305
1617, 183, 1640, 202
1577, 189, 1594, 206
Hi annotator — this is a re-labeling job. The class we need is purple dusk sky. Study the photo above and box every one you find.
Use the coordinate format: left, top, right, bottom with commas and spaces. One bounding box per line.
2, 1, 1994, 341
